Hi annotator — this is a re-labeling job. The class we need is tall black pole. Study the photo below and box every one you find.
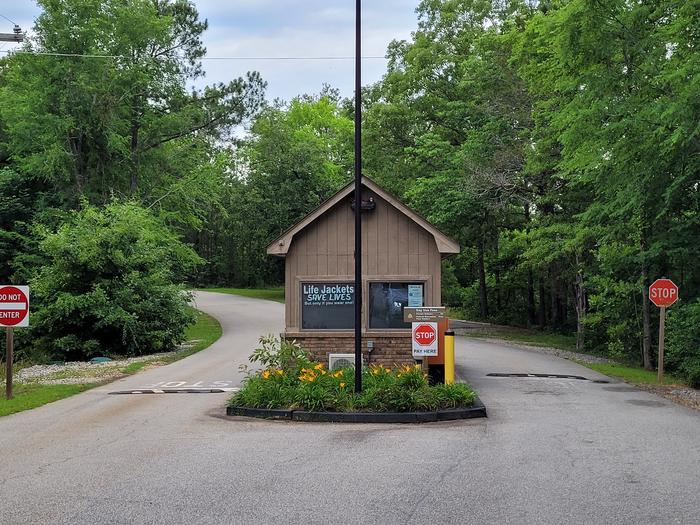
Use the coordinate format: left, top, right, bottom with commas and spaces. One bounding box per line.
354, 0, 363, 393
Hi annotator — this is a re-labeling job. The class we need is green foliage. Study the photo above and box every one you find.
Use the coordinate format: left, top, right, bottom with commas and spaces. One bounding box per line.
0, 0, 265, 208
244, 335, 315, 374
192, 93, 353, 287
29, 202, 200, 360
666, 301, 700, 388
231, 337, 476, 412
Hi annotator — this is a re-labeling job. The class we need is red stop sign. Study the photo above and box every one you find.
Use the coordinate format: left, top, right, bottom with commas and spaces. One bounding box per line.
0, 286, 29, 327
413, 323, 437, 346
649, 279, 679, 308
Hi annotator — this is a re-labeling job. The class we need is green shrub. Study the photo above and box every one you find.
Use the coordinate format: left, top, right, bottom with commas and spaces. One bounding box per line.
28, 202, 201, 360
666, 301, 700, 387
231, 337, 477, 412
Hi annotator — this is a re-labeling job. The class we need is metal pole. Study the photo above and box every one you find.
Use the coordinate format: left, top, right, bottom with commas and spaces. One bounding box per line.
5, 327, 13, 400
657, 306, 666, 383
353, 0, 363, 393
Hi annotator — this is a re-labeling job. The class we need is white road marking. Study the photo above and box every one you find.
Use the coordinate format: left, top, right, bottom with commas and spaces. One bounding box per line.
143, 380, 235, 389
108, 387, 239, 395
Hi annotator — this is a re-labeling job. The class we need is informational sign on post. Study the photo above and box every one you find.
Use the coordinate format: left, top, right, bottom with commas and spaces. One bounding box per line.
1, 285, 29, 400
404, 306, 446, 323
412, 322, 438, 358
648, 279, 678, 383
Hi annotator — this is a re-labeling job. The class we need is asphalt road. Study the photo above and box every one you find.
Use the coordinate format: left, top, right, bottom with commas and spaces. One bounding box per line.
0, 292, 698, 525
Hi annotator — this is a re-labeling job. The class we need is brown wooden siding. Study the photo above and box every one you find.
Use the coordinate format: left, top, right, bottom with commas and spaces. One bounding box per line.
285, 189, 442, 331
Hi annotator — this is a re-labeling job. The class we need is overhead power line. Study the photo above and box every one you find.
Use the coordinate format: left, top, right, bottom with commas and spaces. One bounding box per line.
0, 49, 387, 61
0, 13, 19, 25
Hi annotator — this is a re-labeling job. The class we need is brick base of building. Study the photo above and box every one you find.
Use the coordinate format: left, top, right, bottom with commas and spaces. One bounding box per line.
284, 334, 414, 368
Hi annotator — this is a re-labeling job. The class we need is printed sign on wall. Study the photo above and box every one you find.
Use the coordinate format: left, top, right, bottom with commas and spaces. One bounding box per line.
407, 284, 423, 307
301, 282, 355, 329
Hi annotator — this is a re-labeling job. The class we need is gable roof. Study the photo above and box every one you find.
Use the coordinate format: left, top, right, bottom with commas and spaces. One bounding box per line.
266, 176, 460, 257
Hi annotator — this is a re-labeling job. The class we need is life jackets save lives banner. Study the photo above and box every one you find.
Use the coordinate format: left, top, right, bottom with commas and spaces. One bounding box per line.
302, 283, 355, 329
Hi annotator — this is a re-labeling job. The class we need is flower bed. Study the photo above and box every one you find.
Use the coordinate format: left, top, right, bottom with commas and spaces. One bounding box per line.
230, 337, 477, 413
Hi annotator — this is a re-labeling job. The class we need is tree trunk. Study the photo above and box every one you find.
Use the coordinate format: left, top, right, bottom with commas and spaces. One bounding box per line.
477, 237, 489, 320
538, 278, 546, 327
550, 269, 561, 329
573, 262, 586, 353
130, 118, 140, 194
527, 270, 535, 328
641, 265, 652, 370
130, 95, 142, 195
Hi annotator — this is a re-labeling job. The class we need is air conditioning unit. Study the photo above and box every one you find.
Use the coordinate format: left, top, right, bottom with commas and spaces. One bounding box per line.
328, 353, 363, 371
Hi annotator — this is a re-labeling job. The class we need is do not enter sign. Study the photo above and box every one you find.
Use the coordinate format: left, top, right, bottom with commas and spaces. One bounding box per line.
412, 322, 438, 358
649, 279, 678, 308
0, 285, 29, 328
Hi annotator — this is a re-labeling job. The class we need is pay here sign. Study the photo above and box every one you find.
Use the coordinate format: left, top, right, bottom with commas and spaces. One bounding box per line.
412, 322, 438, 358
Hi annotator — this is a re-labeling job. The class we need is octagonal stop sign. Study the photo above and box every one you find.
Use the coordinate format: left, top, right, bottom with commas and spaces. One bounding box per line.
412, 322, 438, 358
649, 279, 679, 308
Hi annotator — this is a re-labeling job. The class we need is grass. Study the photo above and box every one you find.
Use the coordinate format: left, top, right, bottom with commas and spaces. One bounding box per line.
467, 329, 577, 352
581, 362, 684, 386
0, 309, 223, 417
160, 309, 223, 363
200, 287, 285, 303
0, 383, 95, 418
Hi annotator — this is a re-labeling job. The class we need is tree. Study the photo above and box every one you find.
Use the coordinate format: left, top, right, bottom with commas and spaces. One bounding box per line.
0, 0, 265, 207
30, 202, 201, 360
517, 0, 700, 366
192, 94, 354, 286
364, 0, 536, 321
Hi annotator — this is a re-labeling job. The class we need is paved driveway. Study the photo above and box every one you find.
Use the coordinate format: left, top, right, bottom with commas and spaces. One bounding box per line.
0, 292, 697, 524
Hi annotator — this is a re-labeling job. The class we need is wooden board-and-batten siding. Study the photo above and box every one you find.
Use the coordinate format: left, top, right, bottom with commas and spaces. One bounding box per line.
285, 189, 442, 331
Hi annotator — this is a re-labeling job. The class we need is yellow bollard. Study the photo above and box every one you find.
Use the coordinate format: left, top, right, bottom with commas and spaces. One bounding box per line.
444, 330, 455, 385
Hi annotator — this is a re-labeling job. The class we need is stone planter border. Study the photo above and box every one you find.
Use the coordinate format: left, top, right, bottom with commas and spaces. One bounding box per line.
226, 397, 487, 423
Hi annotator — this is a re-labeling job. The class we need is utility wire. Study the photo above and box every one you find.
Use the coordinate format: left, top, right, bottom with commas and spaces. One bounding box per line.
0, 13, 19, 25
0, 49, 387, 60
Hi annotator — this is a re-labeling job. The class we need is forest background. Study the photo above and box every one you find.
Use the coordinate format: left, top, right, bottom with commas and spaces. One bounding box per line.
1, 0, 699, 386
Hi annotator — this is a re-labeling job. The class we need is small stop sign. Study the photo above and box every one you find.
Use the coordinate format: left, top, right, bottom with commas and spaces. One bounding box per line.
414, 323, 436, 346
412, 322, 438, 358
649, 279, 679, 308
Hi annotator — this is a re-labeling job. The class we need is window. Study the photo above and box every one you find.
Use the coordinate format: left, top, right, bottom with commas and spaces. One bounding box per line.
369, 282, 424, 329
301, 282, 355, 330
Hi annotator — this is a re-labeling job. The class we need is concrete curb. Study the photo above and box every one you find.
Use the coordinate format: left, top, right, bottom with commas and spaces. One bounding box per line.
226, 397, 487, 423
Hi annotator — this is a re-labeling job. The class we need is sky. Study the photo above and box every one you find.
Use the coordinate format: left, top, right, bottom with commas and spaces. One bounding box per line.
1, 1, 422, 101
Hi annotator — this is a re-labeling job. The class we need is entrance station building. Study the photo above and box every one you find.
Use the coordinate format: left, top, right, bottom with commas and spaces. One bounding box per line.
267, 177, 460, 367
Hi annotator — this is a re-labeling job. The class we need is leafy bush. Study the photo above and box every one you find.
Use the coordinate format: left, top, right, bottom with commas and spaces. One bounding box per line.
666, 301, 700, 388
28, 202, 201, 360
231, 337, 477, 412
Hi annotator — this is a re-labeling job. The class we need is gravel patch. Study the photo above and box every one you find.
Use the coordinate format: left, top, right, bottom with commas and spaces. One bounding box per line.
15, 347, 191, 385
635, 384, 700, 411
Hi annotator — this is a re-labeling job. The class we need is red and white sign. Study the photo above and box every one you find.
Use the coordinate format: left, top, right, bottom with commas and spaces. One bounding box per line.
412, 322, 438, 357
0, 285, 29, 328
649, 279, 679, 308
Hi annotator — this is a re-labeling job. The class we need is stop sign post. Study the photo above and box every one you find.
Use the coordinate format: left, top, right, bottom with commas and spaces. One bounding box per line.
648, 279, 678, 383
0, 285, 30, 400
